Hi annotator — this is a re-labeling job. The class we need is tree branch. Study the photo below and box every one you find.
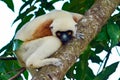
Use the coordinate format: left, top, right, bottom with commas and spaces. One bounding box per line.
9, 67, 26, 80
0, 57, 17, 60
31, 0, 120, 80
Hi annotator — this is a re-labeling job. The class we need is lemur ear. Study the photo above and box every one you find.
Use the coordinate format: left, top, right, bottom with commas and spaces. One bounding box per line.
72, 13, 83, 22
32, 19, 53, 39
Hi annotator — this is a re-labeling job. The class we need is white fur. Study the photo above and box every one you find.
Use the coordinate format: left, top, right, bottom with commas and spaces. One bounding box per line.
16, 36, 61, 68
15, 10, 83, 40
15, 10, 83, 68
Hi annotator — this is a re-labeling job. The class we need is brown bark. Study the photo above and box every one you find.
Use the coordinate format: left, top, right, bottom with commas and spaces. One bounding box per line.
31, 0, 120, 80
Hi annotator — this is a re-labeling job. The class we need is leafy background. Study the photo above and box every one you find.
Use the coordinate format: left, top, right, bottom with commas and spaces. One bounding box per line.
0, 0, 120, 80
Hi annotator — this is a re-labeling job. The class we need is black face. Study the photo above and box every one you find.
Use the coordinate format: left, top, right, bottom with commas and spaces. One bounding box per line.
56, 30, 73, 44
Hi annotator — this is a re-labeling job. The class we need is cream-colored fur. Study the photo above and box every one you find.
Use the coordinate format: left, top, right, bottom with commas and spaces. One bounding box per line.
16, 36, 61, 68
15, 10, 83, 68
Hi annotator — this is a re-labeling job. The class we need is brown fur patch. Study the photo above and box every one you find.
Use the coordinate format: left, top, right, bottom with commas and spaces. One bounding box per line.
32, 20, 53, 40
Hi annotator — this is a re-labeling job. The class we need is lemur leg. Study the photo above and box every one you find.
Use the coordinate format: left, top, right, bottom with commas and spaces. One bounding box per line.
26, 57, 62, 68
25, 36, 62, 68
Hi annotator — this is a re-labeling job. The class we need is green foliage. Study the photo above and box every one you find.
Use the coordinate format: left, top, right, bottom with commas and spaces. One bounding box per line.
93, 62, 119, 80
0, 39, 14, 56
13, 39, 23, 51
0, 0, 120, 80
66, 47, 101, 80
62, 0, 95, 14
107, 20, 120, 47
0, 60, 22, 80
1, 0, 14, 11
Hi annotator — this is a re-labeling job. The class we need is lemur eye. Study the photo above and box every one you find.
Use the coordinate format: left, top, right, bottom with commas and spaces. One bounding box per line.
67, 30, 73, 35
50, 26, 53, 29
56, 31, 61, 36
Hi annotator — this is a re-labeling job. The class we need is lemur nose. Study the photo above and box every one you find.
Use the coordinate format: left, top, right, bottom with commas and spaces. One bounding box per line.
56, 31, 73, 44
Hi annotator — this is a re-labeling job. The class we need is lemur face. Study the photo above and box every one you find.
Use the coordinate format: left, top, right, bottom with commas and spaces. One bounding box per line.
50, 18, 77, 44
55, 30, 73, 44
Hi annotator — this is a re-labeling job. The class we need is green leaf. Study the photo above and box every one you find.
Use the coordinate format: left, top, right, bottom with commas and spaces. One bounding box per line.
40, 1, 55, 10
75, 59, 95, 80
85, 67, 95, 80
0, 61, 6, 73
62, 0, 82, 13
1, 0, 14, 11
13, 39, 23, 51
75, 60, 82, 80
62, 2, 70, 11
116, 7, 120, 11
93, 62, 119, 80
0, 44, 8, 53
13, 6, 36, 24
0, 60, 21, 79
91, 25, 110, 52
15, 14, 34, 32
23, 70, 29, 79
90, 55, 102, 64
35, 8, 45, 17
116, 20, 120, 26
0, 74, 10, 80
0, 39, 14, 56
19, 1, 30, 14
111, 13, 120, 22
94, 43, 104, 53
91, 40, 109, 52
12, 14, 24, 25
75, 49, 91, 80
23, 6, 36, 14
89, 51, 102, 64
107, 21, 120, 47
62, 0, 94, 14
22, 0, 27, 2
66, 64, 75, 79
96, 26, 109, 41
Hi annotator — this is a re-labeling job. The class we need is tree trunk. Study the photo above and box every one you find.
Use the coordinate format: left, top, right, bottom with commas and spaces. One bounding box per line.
31, 0, 120, 80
